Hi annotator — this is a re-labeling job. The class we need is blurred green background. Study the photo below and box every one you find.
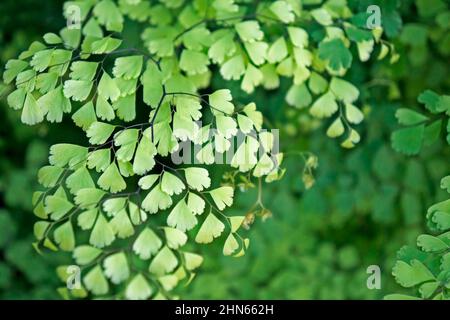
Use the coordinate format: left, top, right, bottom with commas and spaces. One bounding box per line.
0, 0, 449, 299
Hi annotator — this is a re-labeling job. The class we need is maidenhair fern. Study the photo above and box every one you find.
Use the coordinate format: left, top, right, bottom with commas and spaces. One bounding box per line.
1, 0, 394, 299
387, 91, 450, 300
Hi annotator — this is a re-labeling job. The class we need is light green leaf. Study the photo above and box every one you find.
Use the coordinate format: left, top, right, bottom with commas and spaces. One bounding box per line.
209, 89, 234, 115
126, 274, 153, 300
195, 213, 225, 244
310, 91, 338, 118
180, 50, 210, 75
113, 56, 143, 79
73, 246, 102, 265
161, 171, 185, 196
167, 200, 198, 232
87, 122, 115, 145
72, 101, 97, 131
69, 61, 98, 81
98, 162, 126, 193
54, 221, 75, 251
330, 77, 359, 103
235, 21, 263, 43
164, 227, 188, 249
392, 260, 435, 288
98, 72, 120, 102
183, 252, 203, 271
142, 183, 173, 214
103, 252, 129, 284
63, 80, 93, 101
223, 233, 239, 256
21, 93, 44, 125
149, 246, 178, 276
270, 1, 295, 23
83, 265, 109, 295
326, 118, 345, 138
89, 213, 115, 248
187, 193, 205, 215
133, 228, 162, 260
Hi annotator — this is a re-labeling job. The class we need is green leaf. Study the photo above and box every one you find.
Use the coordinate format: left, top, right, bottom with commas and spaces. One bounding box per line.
235, 21, 263, 43
21, 93, 44, 125
267, 37, 288, 64
54, 221, 75, 251
242, 42, 267, 67
87, 149, 111, 172
195, 213, 225, 244
345, 103, 364, 124
395, 108, 429, 125
90, 37, 122, 54
164, 227, 188, 249
3, 59, 28, 84
93, 0, 124, 32
286, 84, 312, 109
43, 33, 62, 45
113, 56, 143, 79
103, 252, 129, 284
73, 246, 102, 265
417, 234, 449, 252
69, 61, 98, 81
83, 265, 109, 295
87, 122, 115, 145
184, 168, 211, 191
125, 274, 153, 300
167, 200, 198, 232
183, 252, 203, 271
109, 209, 134, 238
95, 96, 115, 121
270, 1, 295, 23
223, 233, 239, 256
288, 27, 308, 48
45, 195, 74, 220
179, 50, 210, 75
98, 72, 120, 102
311, 8, 333, 26
75, 188, 106, 208
142, 183, 173, 214
90, 213, 115, 248
133, 228, 162, 260
310, 92, 338, 118
66, 167, 95, 194
330, 77, 359, 103
77, 208, 98, 230
220, 55, 245, 81
229, 216, 245, 233
209, 89, 234, 115
63, 80, 93, 101
98, 162, 126, 193
7, 88, 26, 110
38, 166, 64, 188
208, 32, 236, 64
30, 49, 53, 72
37, 86, 71, 123
161, 171, 185, 196
391, 125, 425, 155
72, 101, 97, 130
318, 39, 352, 72
326, 118, 345, 138
49, 144, 88, 168
149, 246, 178, 275
142, 62, 163, 107
210, 186, 234, 210
392, 259, 435, 288
187, 193, 205, 215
